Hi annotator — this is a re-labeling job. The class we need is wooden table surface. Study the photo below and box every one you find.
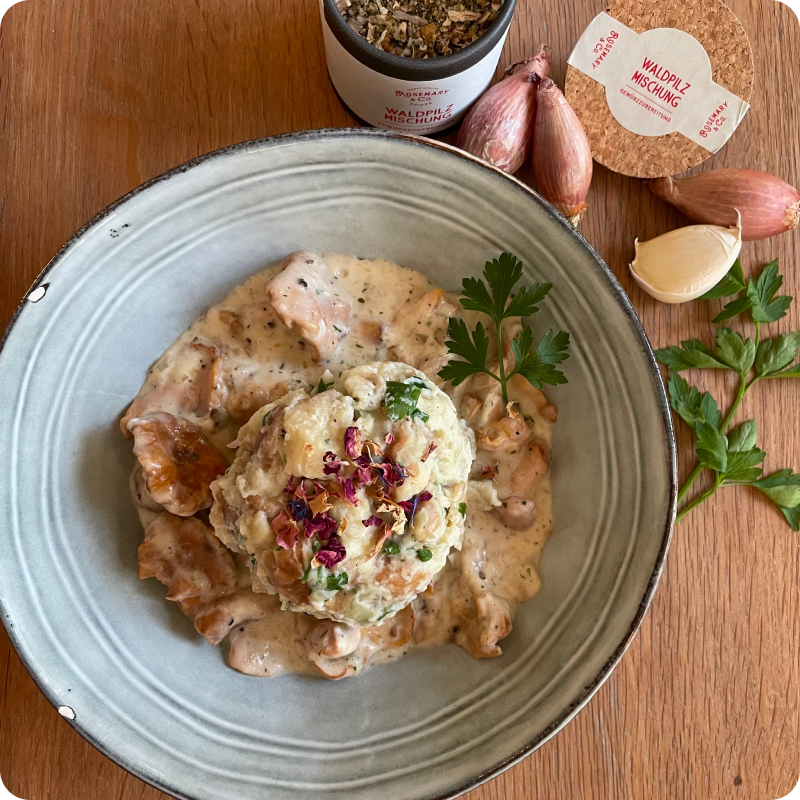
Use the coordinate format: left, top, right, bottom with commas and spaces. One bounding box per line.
1, 0, 799, 798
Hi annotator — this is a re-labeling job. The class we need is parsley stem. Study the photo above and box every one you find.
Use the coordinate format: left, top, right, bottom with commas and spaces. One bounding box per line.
676, 373, 760, 507
495, 319, 508, 405
675, 475, 723, 523
676, 464, 704, 506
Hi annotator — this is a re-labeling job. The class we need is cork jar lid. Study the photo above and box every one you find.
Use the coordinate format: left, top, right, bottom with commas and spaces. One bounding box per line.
565, 0, 754, 178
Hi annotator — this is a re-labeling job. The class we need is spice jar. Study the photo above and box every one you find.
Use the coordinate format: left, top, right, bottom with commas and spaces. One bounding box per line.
319, 0, 518, 134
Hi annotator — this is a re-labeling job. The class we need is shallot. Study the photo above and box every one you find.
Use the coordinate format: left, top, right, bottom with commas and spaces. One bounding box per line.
531, 78, 593, 225
648, 169, 800, 241
456, 46, 551, 175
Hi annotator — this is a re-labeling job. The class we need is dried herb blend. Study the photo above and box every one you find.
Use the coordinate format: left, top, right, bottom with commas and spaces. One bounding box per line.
336, 0, 503, 58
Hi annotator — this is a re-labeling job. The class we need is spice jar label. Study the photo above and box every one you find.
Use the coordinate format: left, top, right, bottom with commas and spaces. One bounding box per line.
321, 16, 509, 133
567, 12, 749, 152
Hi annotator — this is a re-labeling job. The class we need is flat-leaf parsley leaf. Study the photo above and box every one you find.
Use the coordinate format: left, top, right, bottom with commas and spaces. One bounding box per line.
385, 379, 430, 423
438, 253, 570, 403
656, 258, 800, 530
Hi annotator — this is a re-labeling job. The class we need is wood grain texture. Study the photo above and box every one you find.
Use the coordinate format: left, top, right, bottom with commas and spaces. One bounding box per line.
0, 0, 798, 798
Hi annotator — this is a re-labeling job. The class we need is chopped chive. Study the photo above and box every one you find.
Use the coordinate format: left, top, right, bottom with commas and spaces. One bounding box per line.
384, 540, 400, 555
417, 548, 433, 562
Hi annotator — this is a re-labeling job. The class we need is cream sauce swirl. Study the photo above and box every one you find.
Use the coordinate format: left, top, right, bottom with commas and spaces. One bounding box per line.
125, 252, 554, 678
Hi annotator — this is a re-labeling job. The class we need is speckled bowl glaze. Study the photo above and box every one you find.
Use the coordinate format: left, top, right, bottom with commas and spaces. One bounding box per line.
0, 129, 676, 800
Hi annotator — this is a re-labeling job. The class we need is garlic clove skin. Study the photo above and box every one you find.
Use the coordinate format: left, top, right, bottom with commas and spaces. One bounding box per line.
648, 169, 800, 241
629, 221, 742, 304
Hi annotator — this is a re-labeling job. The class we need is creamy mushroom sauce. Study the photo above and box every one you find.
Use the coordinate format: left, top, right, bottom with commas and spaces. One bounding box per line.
125, 253, 554, 678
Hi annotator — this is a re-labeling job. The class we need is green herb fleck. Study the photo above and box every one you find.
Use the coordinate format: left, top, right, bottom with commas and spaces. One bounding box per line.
326, 572, 349, 591
417, 548, 433, 562
385, 379, 430, 423
458, 502, 467, 517
315, 377, 333, 394
384, 540, 400, 555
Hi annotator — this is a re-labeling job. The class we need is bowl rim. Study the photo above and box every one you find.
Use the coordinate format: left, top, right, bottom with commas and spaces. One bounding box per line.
0, 127, 677, 800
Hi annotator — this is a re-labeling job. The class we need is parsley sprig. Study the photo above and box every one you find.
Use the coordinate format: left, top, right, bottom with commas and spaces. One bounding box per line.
438, 253, 570, 404
656, 259, 800, 528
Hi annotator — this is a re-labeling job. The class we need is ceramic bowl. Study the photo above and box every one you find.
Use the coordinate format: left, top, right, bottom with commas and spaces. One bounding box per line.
0, 129, 676, 800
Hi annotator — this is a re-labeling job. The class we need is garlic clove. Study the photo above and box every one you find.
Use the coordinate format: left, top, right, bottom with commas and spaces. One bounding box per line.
629, 220, 742, 304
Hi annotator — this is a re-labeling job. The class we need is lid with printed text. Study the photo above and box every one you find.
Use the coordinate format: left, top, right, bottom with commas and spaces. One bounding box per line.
565, 0, 754, 178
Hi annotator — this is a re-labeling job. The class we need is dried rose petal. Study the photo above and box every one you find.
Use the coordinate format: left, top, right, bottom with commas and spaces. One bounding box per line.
363, 439, 383, 458
315, 533, 346, 568
481, 464, 499, 478
421, 442, 438, 462
271, 509, 300, 550
367, 525, 392, 558
304, 514, 338, 539
376, 499, 407, 534
375, 460, 407, 488
283, 475, 312, 501
353, 453, 372, 468
354, 464, 374, 487
323, 451, 345, 476
308, 489, 333, 516
344, 426, 363, 459
398, 490, 433, 528
312, 481, 340, 498
337, 476, 361, 506
283, 475, 301, 494
365, 483, 386, 501
363, 515, 383, 528
384, 432, 394, 445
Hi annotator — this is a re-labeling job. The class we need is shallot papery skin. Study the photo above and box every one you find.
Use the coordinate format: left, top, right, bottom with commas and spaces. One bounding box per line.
456, 46, 551, 175
648, 169, 800, 241
532, 78, 593, 225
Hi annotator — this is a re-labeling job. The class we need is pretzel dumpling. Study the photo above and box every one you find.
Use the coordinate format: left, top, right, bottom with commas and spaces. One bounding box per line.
210, 362, 474, 626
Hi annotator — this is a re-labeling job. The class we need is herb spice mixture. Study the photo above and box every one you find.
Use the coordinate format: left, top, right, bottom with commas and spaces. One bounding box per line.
336, 0, 503, 58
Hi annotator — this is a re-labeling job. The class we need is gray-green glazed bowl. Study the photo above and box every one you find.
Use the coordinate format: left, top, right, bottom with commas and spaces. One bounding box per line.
0, 129, 675, 800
